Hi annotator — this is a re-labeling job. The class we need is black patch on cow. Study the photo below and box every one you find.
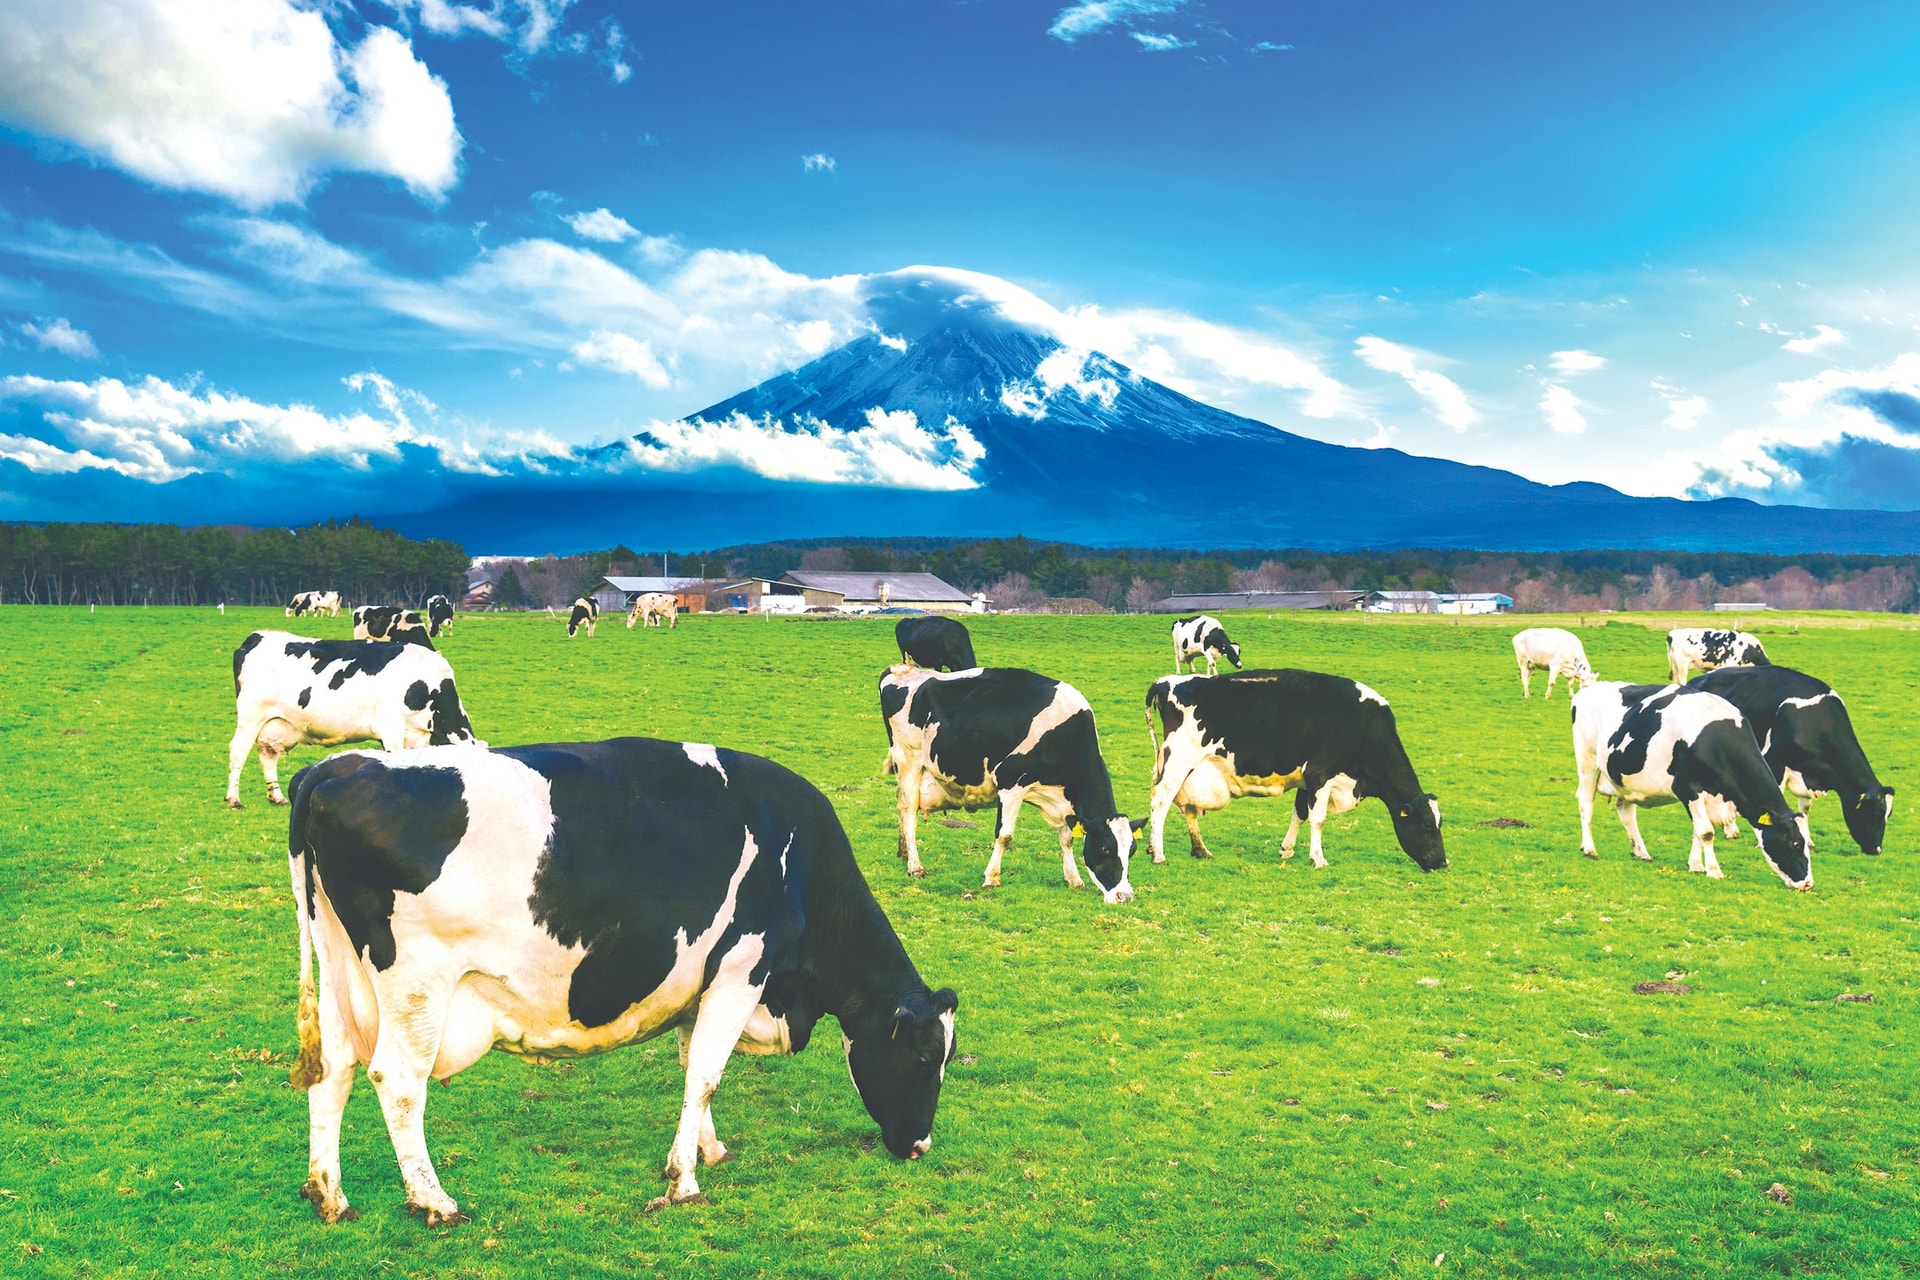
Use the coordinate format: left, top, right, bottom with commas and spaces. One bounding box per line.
404, 680, 431, 711
1604, 686, 1683, 789
425, 679, 473, 744
297, 686, 312, 709
232, 631, 266, 695
879, 676, 912, 747
289, 756, 469, 970
426, 595, 454, 636
896, 616, 977, 671
284, 638, 413, 687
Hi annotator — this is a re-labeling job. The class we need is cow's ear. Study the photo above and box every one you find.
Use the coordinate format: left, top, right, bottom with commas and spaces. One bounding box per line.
891, 1005, 917, 1040
1129, 816, 1148, 834
932, 987, 958, 1013
1068, 814, 1085, 838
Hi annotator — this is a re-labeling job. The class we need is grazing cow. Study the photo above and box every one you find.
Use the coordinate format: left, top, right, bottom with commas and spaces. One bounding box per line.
287, 591, 343, 618
1512, 627, 1595, 700
626, 592, 679, 630
285, 738, 957, 1223
353, 605, 433, 647
568, 597, 599, 638
424, 595, 454, 637
1571, 682, 1809, 887
1144, 671, 1446, 870
879, 665, 1138, 900
1171, 615, 1242, 676
895, 616, 977, 671
1667, 628, 1769, 685
1689, 665, 1893, 854
226, 632, 479, 807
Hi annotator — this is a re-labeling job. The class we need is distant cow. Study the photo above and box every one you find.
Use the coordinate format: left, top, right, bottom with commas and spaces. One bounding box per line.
286, 737, 956, 1223
896, 616, 977, 671
1171, 615, 1242, 676
1689, 665, 1893, 854
626, 592, 679, 630
424, 595, 454, 637
1667, 628, 1769, 685
1571, 681, 1809, 887
225, 631, 478, 807
879, 665, 1138, 901
287, 591, 343, 618
353, 605, 432, 647
1512, 627, 1595, 700
568, 597, 599, 638
1144, 670, 1446, 870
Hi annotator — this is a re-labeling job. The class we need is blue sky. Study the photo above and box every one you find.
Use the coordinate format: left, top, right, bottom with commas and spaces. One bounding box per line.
6, 0, 1920, 517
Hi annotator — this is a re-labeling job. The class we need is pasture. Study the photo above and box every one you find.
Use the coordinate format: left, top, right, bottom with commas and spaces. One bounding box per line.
3, 605, 1918, 1278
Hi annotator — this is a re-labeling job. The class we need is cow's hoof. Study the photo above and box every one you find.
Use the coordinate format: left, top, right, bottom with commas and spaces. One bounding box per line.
644, 1192, 709, 1214
1189, 848, 1211, 860
270, 794, 290, 807
420, 1208, 470, 1229
226, 799, 243, 810
1581, 849, 1598, 859
1633, 851, 1653, 862
908, 866, 928, 879
1150, 852, 1166, 865
702, 1147, 735, 1167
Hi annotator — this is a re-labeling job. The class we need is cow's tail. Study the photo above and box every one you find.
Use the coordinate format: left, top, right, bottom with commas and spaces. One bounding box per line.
287, 767, 324, 1091
1144, 680, 1167, 759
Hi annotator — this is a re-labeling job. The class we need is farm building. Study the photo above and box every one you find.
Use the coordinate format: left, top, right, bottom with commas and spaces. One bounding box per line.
1151, 590, 1367, 613
703, 578, 828, 614
1437, 592, 1514, 615
459, 579, 494, 609
1711, 601, 1772, 612
1365, 590, 1446, 613
779, 570, 972, 612
596, 576, 716, 614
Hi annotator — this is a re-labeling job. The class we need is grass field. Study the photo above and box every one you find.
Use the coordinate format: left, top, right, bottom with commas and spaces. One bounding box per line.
3, 605, 1918, 1278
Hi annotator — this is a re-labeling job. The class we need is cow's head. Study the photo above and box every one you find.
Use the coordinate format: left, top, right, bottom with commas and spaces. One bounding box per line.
1390, 793, 1447, 871
421, 679, 480, 747
1075, 814, 1138, 903
845, 986, 958, 1159
1753, 808, 1811, 889
1208, 629, 1242, 669
1840, 787, 1894, 856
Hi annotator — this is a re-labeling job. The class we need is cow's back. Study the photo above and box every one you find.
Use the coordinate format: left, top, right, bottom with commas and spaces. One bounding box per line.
1152, 669, 1393, 773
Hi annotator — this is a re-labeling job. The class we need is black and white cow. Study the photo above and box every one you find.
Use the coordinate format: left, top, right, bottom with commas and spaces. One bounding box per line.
353, 605, 433, 647
226, 631, 479, 807
424, 595, 455, 637
879, 666, 1138, 900
895, 616, 977, 671
1571, 681, 1809, 887
1171, 615, 1242, 676
287, 590, 343, 618
285, 738, 957, 1223
568, 597, 599, 638
1144, 670, 1446, 870
1512, 627, 1595, 700
1689, 665, 1893, 854
1667, 628, 1770, 685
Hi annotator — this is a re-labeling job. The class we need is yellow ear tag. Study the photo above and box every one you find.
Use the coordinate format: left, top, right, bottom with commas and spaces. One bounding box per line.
1757, 813, 1771, 826
1398, 809, 1409, 818
1071, 822, 1085, 838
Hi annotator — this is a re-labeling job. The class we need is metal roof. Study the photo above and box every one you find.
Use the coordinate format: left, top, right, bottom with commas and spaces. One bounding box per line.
601, 576, 712, 593
1151, 590, 1365, 613
780, 571, 970, 602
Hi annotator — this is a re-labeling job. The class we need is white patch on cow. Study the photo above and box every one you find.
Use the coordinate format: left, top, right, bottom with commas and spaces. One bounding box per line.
1354, 682, 1389, 708
938, 1008, 955, 1083
683, 742, 728, 781
1010, 681, 1092, 757
1781, 693, 1833, 711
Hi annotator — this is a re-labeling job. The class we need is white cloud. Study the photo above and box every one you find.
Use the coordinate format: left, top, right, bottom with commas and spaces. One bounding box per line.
380, 0, 578, 53
563, 329, 673, 387
1000, 347, 1122, 420
1541, 384, 1587, 434
565, 208, 637, 243
802, 152, 836, 173
20, 317, 100, 360
0, 0, 462, 208
1131, 32, 1192, 51
1549, 349, 1606, 375
1782, 323, 1846, 355
1250, 41, 1293, 52
1353, 421, 1397, 449
1353, 336, 1477, 431
633, 234, 682, 265
1651, 378, 1707, 431
1048, 0, 1186, 42
627, 407, 985, 490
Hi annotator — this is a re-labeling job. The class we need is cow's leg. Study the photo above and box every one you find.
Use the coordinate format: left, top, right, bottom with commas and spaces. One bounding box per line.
1146, 757, 1193, 865
301, 966, 361, 1224
1575, 756, 1601, 858
896, 765, 926, 877
1686, 799, 1725, 878
257, 742, 291, 806
671, 1029, 733, 1166
1305, 781, 1338, 868
365, 986, 464, 1227
1204, 653, 1217, 677
984, 787, 1025, 888
1615, 799, 1651, 861
1543, 666, 1559, 701
1056, 819, 1085, 889
1518, 658, 1531, 698
1180, 805, 1212, 859
648, 939, 766, 1211
225, 717, 263, 807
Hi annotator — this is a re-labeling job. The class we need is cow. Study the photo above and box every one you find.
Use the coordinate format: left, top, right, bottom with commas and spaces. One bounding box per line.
226, 631, 479, 808
626, 592, 679, 630
895, 616, 977, 671
568, 597, 599, 638
1689, 665, 1893, 854
353, 605, 433, 648
879, 665, 1138, 901
424, 595, 455, 637
1171, 615, 1242, 676
287, 591, 343, 618
1667, 628, 1769, 685
1512, 627, 1595, 700
1144, 671, 1446, 871
284, 737, 958, 1223
1571, 681, 1809, 888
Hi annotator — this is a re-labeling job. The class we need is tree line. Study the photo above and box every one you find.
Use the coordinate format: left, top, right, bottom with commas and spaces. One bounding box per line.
0, 519, 470, 607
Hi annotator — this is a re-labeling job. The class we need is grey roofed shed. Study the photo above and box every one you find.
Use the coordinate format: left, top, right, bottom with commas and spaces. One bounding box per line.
1151, 590, 1366, 613
779, 570, 971, 607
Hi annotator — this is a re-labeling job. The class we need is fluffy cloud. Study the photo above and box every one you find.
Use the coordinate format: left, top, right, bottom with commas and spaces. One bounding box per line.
1353, 336, 1477, 431
378, 0, 578, 52
802, 153, 836, 173
1549, 349, 1606, 375
0, 0, 461, 207
1131, 32, 1192, 51
563, 329, 673, 386
565, 208, 638, 243
1651, 378, 1707, 431
1000, 348, 1123, 420
1540, 384, 1587, 434
1048, 0, 1186, 42
627, 407, 985, 490
20, 317, 99, 360
1782, 324, 1847, 356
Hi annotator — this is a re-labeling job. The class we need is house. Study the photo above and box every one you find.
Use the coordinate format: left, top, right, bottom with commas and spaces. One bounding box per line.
596, 576, 715, 615
1711, 601, 1772, 612
778, 570, 972, 612
1436, 592, 1514, 615
1150, 590, 1366, 613
1365, 590, 1447, 614
703, 578, 831, 614
459, 579, 494, 609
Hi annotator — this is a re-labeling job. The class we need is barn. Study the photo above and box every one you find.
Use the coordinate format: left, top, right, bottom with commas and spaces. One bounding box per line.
778, 571, 972, 612
1150, 590, 1367, 613
596, 576, 715, 615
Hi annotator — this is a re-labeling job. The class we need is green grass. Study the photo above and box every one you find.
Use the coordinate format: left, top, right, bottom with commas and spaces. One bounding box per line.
3, 605, 1918, 1278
